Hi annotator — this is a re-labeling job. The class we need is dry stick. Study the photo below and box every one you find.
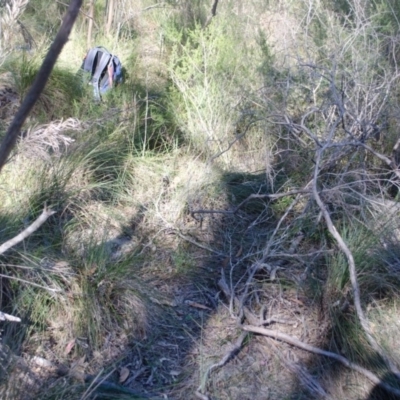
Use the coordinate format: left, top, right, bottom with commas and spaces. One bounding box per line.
360, 142, 400, 180
269, 338, 328, 398
312, 148, 400, 379
222, 281, 400, 396
194, 391, 210, 400
0, 311, 21, 322
55, 0, 99, 30
242, 325, 400, 397
0, 0, 83, 172
196, 332, 248, 398
0, 207, 56, 255
142, 3, 168, 12
206, 118, 264, 165
0, 273, 61, 292
238, 190, 307, 310
172, 229, 225, 256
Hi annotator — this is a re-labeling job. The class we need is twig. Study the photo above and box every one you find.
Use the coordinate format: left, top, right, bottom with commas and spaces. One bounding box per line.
238, 191, 305, 309
242, 325, 400, 397
0, 0, 82, 172
259, 317, 297, 326
0, 311, 21, 322
207, 118, 263, 165
270, 339, 328, 398
0, 207, 56, 255
360, 142, 400, 180
171, 229, 225, 256
194, 391, 210, 400
55, 0, 99, 30
142, 3, 168, 12
196, 332, 248, 396
0, 273, 60, 292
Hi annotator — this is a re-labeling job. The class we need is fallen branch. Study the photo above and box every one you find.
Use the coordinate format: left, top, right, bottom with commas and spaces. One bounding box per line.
242, 325, 400, 397
312, 148, 400, 378
270, 339, 328, 398
360, 142, 400, 180
196, 332, 248, 397
194, 391, 210, 400
0, 273, 61, 292
171, 229, 225, 256
0, 311, 21, 322
259, 317, 297, 327
142, 3, 168, 12
0, 207, 56, 255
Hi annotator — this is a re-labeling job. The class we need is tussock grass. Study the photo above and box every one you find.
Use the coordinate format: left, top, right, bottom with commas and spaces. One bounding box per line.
0, 52, 84, 120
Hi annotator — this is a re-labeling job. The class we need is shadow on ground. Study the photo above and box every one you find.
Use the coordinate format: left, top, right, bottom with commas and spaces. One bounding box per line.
2, 167, 400, 400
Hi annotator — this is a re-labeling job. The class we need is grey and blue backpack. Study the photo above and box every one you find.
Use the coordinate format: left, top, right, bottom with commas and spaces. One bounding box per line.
81, 46, 123, 100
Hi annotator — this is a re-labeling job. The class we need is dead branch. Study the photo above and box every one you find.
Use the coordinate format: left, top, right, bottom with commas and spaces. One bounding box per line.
220, 249, 400, 398
0, 207, 56, 255
312, 147, 400, 378
238, 191, 306, 309
207, 118, 263, 164
242, 325, 400, 397
218, 267, 241, 317
142, 3, 168, 12
270, 339, 328, 398
259, 317, 297, 327
0, 0, 82, 173
171, 229, 225, 256
0, 272, 61, 292
196, 332, 247, 396
0, 311, 21, 322
360, 142, 400, 180
55, 0, 99, 30
194, 391, 210, 400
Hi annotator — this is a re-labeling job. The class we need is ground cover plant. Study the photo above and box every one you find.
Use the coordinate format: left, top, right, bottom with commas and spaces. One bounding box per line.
1, 0, 400, 399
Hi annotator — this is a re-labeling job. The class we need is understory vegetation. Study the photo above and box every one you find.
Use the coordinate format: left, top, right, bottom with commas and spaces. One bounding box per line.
1, 0, 400, 399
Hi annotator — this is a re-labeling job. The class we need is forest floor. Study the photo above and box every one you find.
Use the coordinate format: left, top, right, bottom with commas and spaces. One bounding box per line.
1, 5, 398, 400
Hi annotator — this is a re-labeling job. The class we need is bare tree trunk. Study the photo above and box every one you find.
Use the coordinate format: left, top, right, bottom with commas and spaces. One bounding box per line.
204, 0, 219, 29
87, 0, 94, 49
106, 0, 114, 35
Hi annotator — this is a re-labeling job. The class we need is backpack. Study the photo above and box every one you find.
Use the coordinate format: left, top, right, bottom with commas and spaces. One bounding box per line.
81, 46, 123, 100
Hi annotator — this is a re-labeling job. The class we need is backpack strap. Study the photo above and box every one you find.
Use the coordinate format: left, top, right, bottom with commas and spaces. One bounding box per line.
107, 63, 114, 89
91, 50, 112, 100
82, 47, 100, 74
